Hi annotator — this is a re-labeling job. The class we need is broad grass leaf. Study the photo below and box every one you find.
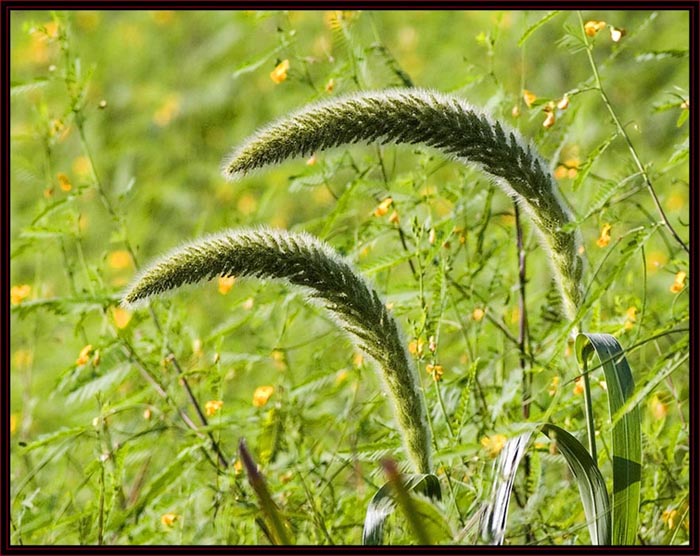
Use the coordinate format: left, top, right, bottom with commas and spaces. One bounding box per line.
576, 333, 642, 545
541, 424, 611, 545
362, 473, 441, 545
481, 425, 611, 545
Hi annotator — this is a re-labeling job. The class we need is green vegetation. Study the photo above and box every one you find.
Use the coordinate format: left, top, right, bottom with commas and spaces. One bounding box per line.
10, 10, 689, 545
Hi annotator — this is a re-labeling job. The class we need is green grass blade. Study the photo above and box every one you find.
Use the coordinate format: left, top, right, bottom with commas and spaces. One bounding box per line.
518, 11, 561, 46
541, 424, 611, 544
238, 439, 293, 545
481, 425, 611, 545
576, 333, 642, 545
480, 431, 533, 545
362, 470, 442, 545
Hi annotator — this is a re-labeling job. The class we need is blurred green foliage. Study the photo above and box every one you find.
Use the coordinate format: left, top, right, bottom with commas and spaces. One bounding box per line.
10, 10, 688, 545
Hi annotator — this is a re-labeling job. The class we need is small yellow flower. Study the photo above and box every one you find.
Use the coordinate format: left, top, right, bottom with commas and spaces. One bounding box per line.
218, 275, 235, 295
650, 394, 667, 420
408, 339, 425, 356
373, 197, 393, 217
161, 513, 179, 527
670, 271, 686, 293
13, 350, 33, 368
253, 385, 275, 407
662, 509, 679, 530
111, 307, 132, 329
233, 458, 243, 475
270, 59, 290, 84
543, 111, 556, 129
205, 400, 224, 416
428, 335, 437, 353
596, 223, 612, 248
153, 93, 181, 127
573, 377, 585, 396
522, 89, 537, 108
472, 307, 485, 322
584, 20, 606, 37
623, 306, 637, 331
325, 78, 335, 93
10, 414, 18, 435
557, 96, 570, 110
481, 434, 507, 458
511, 105, 520, 118
57, 172, 72, 192
72, 156, 93, 178
92, 349, 101, 366
143, 408, 152, 420
10, 284, 31, 306
335, 370, 348, 385
107, 250, 132, 270
426, 363, 443, 382
548, 376, 560, 397
76, 344, 93, 366
388, 210, 400, 225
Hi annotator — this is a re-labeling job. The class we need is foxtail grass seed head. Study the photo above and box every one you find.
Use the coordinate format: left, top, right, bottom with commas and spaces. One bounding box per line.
222, 89, 584, 322
123, 227, 432, 473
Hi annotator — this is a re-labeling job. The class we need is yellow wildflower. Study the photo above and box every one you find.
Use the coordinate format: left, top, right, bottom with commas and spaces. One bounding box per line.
233, 458, 243, 475
253, 385, 275, 407
218, 275, 235, 295
204, 400, 224, 417
522, 89, 537, 108
543, 111, 556, 129
650, 394, 667, 420
408, 339, 425, 357
472, 307, 485, 321
573, 377, 584, 396
548, 376, 560, 396
10, 414, 17, 435
72, 156, 92, 178
76, 344, 93, 366
584, 20, 606, 37
325, 78, 335, 93
270, 59, 290, 84
236, 192, 258, 215
662, 509, 679, 530
143, 408, 152, 420
161, 513, 179, 527
107, 250, 132, 270
153, 93, 181, 127
670, 271, 686, 293
557, 96, 570, 110
373, 197, 393, 217
388, 210, 400, 225
10, 284, 31, 306
352, 351, 364, 367
426, 363, 443, 382
111, 307, 132, 329
481, 434, 507, 458
596, 223, 612, 248
624, 306, 637, 330
57, 172, 72, 192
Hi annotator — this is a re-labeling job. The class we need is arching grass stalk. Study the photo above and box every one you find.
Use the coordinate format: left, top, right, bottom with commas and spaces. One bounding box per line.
122, 227, 432, 474
222, 88, 585, 324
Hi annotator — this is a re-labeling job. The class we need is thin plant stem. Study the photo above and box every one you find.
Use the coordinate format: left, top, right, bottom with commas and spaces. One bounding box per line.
577, 12, 688, 255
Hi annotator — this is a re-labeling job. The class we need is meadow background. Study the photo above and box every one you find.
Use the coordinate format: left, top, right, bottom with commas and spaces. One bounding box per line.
10, 10, 689, 545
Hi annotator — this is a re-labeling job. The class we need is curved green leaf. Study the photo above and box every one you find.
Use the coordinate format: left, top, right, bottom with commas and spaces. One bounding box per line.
481, 424, 611, 545
362, 472, 442, 545
576, 333, 641, 545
